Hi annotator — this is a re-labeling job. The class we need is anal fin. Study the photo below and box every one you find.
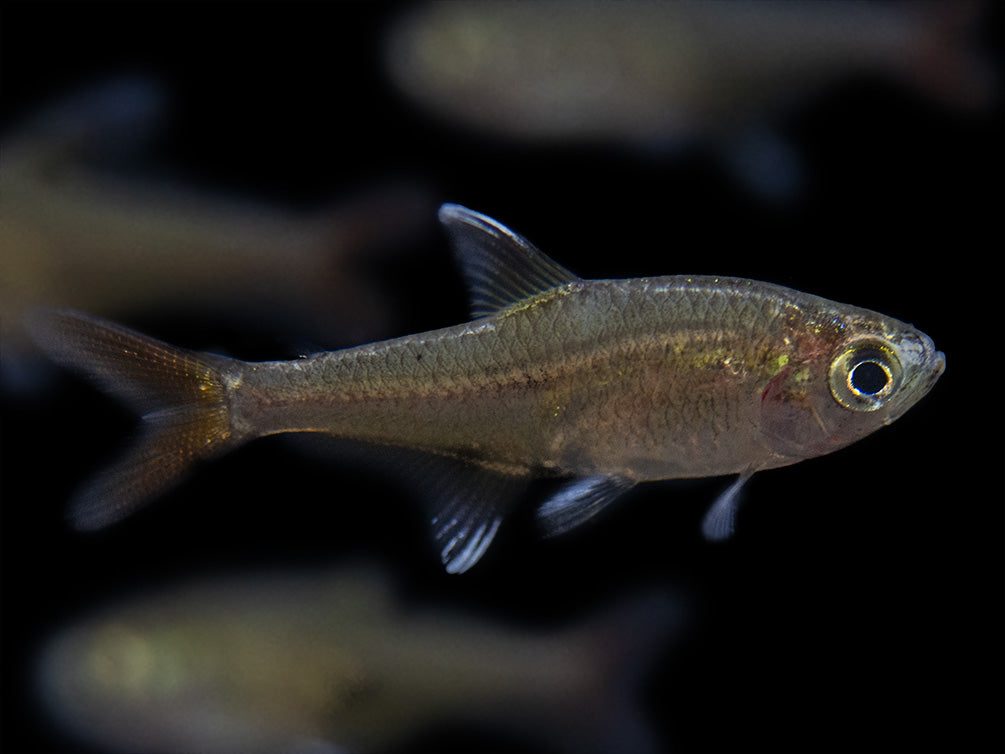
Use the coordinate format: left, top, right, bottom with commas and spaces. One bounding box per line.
418, 456, 529, 574
280, 437, 526, 575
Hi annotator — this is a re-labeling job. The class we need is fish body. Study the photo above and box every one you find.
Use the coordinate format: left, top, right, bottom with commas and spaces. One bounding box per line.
30, 205, 945, 572
385, 1, 991, 195
1, 77, 431, 388
38, 566, 676, 753
240, 275, 911, 479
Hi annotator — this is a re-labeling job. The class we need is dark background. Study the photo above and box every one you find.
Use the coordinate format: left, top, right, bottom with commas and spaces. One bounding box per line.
2, 3, 1002, 753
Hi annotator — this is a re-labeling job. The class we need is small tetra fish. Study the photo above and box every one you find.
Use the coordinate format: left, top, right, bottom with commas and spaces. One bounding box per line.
385, 1, 993, 197
29, 205, 945, 573
37, 565, 679, 753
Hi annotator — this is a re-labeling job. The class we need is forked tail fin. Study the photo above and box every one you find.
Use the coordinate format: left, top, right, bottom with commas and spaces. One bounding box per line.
27, 309, 244, 530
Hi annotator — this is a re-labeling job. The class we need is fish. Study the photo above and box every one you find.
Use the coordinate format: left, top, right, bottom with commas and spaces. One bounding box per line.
36, 564, 678, 754
384, 0, 993, 198
28, 204, 946, 573
1, 76, 433, 390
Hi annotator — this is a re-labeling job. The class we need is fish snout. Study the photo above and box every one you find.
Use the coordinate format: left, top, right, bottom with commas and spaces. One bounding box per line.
933, 350, 946, 378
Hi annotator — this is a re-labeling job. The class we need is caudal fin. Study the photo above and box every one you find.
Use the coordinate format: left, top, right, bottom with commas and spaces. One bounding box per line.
27, 309, 243, 530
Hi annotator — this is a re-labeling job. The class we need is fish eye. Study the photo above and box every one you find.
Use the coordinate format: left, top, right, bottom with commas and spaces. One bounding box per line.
848, 360, 890, 396
829, 341, 902, 411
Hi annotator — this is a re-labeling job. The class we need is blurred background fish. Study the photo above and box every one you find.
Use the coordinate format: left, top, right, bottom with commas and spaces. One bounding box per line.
1, 77, 435, 391
385, 0, 994, 198
37, 564, 680, 754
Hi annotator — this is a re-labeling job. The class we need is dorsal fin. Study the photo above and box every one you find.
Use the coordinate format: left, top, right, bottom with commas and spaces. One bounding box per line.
438, 204, 582, 318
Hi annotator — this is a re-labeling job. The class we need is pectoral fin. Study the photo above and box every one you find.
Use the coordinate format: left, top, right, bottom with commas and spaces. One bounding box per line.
701, 468, 755, 541
537, 475, 636, 537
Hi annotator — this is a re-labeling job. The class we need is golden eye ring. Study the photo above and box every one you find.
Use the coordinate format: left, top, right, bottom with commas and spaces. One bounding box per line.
828, 341, 902, 412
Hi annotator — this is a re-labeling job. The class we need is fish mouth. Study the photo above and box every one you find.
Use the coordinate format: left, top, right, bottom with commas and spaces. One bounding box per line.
909, 346, 945, 405
925, 350, 946, 394
933, 350, 946, 379
883, 333, 943, 424
900, 329, 944, 387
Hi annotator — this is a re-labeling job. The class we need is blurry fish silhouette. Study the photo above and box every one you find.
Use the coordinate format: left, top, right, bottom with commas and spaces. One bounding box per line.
385, 0, 992, 197
1, 76, 433, 390
37, 565, 678, 754
29, 205, 945, 573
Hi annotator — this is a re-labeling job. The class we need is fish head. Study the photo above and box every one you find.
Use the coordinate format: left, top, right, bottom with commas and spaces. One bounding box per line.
37, 612, 220, 751
758, 303, 944, 461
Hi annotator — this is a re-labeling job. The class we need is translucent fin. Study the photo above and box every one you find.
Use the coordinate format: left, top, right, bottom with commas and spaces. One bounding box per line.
419, 456, 529, 574
537, 475, 636, 537
276, 436, 525, 575
438, 204, 582, 317
25, 309, 243, 530
701, 468, 755, 542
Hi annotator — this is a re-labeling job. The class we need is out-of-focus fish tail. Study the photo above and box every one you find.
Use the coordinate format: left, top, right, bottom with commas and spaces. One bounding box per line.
549, 590, 684, 754
26, 309, 244, 530
901, 0, 994, 110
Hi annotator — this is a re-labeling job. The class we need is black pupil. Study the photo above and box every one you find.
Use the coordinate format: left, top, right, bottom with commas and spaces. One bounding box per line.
850, 360, 888, 395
